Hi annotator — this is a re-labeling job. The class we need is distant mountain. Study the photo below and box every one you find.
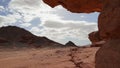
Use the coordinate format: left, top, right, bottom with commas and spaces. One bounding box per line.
0, 26, 63, 48
65, 41, 77, 47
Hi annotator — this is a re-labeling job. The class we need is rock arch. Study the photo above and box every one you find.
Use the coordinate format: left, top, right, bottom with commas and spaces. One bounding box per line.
43, 0, 120, 68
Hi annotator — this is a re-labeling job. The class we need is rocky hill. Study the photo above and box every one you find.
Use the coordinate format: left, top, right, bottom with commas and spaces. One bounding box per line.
0, 26, 65, 48
65, 41, 77, 47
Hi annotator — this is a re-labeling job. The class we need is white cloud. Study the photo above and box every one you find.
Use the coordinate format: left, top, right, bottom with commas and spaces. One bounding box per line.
9, 0, 41, 11
0, 13, 21, 27
43, 20, 97, 29
9, 0, 62, 22
30, 20, 98, 45
0, 6, 4, 11
20, 23, 31, 27
30, 27, 42, 35
43, 20, 65, 28
9, 0, 41, 23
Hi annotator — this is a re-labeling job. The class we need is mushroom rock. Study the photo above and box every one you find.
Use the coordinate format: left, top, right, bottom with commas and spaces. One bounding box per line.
88, 31, 105, 47
89, 31, 101, 44
43, 0, 103, 13
43, 0, 120, 68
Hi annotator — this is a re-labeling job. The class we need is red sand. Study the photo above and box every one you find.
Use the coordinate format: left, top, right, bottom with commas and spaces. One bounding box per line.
0, 47, 99, 68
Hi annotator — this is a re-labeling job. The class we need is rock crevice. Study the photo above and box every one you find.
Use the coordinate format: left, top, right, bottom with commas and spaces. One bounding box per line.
69, 48, 83, 68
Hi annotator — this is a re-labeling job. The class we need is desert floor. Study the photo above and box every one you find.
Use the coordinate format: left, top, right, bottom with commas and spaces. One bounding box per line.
0, 47, 99, 68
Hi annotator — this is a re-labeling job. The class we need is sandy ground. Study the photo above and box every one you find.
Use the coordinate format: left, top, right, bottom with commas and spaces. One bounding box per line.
0, 47, 99, 68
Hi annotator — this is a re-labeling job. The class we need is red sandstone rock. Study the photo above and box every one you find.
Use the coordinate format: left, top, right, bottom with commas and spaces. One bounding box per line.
98, 0, 120, 39
43, 0, 103, 13
96, 39, 120, 68
90, 41, 105, 47
89, 31, 105, 47
96, 0, 120, 68
88, 31, 101, 44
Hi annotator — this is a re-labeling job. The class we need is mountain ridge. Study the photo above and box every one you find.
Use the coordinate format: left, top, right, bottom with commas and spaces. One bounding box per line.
0, 26, 77, 48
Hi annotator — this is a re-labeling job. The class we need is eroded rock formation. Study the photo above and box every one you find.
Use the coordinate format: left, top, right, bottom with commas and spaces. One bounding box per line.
88, 31, 101, 44
96, 0, 120, 68
98, 0, 120, 39
88, 31, 105, 47
43, 0, 120, 68
43, 0, 103, 13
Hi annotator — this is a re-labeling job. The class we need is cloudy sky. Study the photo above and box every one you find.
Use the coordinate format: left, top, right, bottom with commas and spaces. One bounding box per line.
0, 0, 99, 46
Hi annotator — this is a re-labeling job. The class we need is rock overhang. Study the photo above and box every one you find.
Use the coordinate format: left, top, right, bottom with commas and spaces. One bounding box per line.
43, 0, 103, 13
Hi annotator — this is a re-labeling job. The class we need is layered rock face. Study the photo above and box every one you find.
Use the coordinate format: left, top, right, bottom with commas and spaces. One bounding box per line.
43, 0, 120, 68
